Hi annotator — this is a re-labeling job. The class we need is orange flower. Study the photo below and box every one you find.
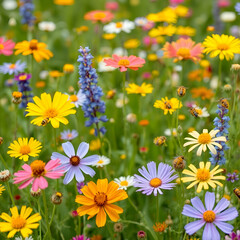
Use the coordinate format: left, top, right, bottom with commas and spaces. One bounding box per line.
139, 119, 149, 126
75, 179, 128, 227
84, 10, 114, 23
163, 38, 203, 62
153, 222, 168, 232
191, 87, 214, 100
54, 0, 74, 5
188, 69, 212, 82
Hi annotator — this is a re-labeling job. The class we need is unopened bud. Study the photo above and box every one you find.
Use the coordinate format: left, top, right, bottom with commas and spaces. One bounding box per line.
0, 170, 11, 182
153, 136, 166, 146
223, 84, 232, 92
114, 222, 123, 233
51, 192, 63, 205
30, 188, 42, 198
137, 231, 147, 239
173, 156, 186, 171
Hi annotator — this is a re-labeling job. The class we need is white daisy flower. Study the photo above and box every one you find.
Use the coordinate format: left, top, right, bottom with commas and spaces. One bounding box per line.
38, 21, 56, 32
183, 129, 227, 156
114, 176, 135, 190
60, 129, 78, 141
192, 105, 210, 118
92, 156, 110, 168
67, 90, 86, 108
164, 128, 177, 137
103, 20, 135, 34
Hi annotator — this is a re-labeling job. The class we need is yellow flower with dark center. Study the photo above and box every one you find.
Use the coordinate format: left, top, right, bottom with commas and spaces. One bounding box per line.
0, 184, 5, 196
203, 34, 240, 61
75, 179, 128, 227
183, 129, 227, 156
7, 137, 42, 162
0, 206, 41, 238
126, 83, 153, 96
124, 39, 140, 49
154, 97, 182, 115
26, 92, 76, 128
181, 162, 225, 193
15, 39, 53, 62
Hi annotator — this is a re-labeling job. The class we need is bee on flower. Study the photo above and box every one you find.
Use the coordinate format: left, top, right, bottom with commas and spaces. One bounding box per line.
154, 97, 182, 115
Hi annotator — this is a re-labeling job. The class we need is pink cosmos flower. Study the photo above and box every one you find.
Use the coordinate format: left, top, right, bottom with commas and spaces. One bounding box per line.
0, 37, 15, 56
218, 0, 230, 8
104, 55, 145, 72
170, 0, 185, 5
13, 159, 64, 191
105, 1, 119, 11
163, 38, 203, 63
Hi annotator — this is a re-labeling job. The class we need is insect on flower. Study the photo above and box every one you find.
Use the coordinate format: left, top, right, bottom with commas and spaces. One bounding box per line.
41, 118, 49, 126
219, 98, 229, 109
233, 187, 240, 199
177, 86, 186, 97
189, 107, 199, 118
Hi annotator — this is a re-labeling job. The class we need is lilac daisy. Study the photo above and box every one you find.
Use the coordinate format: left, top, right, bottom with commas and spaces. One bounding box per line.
60, 129, 79, 141
182, 192, 238, 240
134, 161, 178, 196
0, 60, 26, 75
51, 141, 99, 184
226, 172, 239, 183
225, 230, 240, 240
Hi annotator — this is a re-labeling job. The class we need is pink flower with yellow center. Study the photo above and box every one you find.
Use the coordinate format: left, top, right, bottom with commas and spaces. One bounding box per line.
163, 38, 203, 62
84, 10, 114, 23
104, 55, 145, 72
0, 37, 15, 56
13, 159, 64, 191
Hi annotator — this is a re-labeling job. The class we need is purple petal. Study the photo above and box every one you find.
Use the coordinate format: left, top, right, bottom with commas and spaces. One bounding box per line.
205, 192, 215, 210
215, 207, 238, 221
147, 161, 157, 177
214, 221, 233, 234
182, 205, 203, 218
213, 198, 230, 214
203, 223, 220, 240
138, 166, 151, 180
51, 152, 69, 164
61, 163, 72, 173
74, 168, 84, 182
63, 167, 75, 184
191, 196, 206, 214
184, 219, 205, 235
62, 141, 75, 157
81, 155, 99, 165
77, 142, 89, 158
79, 165, 95, 177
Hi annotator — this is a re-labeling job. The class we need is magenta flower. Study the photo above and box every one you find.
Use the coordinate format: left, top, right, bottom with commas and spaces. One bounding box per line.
0, 37, 15, 56
182, 192, 238, 240
72, 235, 90, 240
225, 230, 240, 240
134, 161, 178, 196
13, 159, 64, 191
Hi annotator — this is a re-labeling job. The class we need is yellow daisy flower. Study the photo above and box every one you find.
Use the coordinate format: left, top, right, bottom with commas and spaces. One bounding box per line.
0, 184, 5, 196
7, 137, 42, 162
126, 83, 153, 96
148, 25, 177, 37
15, 39, 53, 62
26, 92, 76, 128
154, 97, 182, 115
203, 34, 240, 61
181, 162, 226, 193
0, 206, 41, 238
183, 129, 227, 156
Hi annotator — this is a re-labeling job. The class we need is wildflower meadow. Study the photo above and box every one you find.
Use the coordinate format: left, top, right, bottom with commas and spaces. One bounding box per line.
1, 0, 240, 239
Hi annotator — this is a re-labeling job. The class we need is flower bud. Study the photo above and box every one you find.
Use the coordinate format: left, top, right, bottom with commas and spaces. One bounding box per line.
114, 222, 123, 233
12, 91, 22, 104
137, 231, 147, 239
223, 84, 232, 92
173, 156, 186, 171
0, 170, 11, 182
153, 136, 166, 146
231, 64, 240, 71
51, 192, 63, 205
30, 188, 42, 198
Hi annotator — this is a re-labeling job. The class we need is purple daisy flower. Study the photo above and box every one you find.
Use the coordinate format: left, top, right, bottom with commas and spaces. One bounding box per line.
72, 235, 90, 240
51, 141, 99, 184
182, 192, 238, 240
225, 230, 240, 240
226, 172, 239, 183
134, 161, 178, 196
0, 60, 26, 75
60, 129, 79, 141
14, 72, 31, 82
76, 181, 85, 194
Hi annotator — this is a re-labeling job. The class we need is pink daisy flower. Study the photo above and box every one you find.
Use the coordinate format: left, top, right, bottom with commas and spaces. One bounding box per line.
0, 37, 15, 56
13, 159, 64, 191
163, 38, 203, 63
104, 55, 145, 72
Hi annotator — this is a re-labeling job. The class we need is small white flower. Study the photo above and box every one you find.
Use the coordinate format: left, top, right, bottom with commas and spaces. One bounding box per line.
126, 113, 137, 123
2, 0, 17, 10
38, 21, 56, 32
164, 128, 177, 137
113, 47, 128, 56
60, 130, 78, 141
220, 11, 236, 22
134, 17, 148, 27
116, 94, 129, 108
67, 90, 86, 108
92, 156, 110, 168
15, 235, 33, 240
39, 70, 49, 80
114, 176, 135, 190
103, 20, 135, 34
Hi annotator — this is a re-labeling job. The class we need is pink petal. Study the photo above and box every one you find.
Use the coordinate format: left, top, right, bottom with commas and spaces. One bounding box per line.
18, 178, 34, 189
45, 171, 64, 179
38, 176, 48, 189
32, 179, 40, 192
22, 164, 32, 173
45, 159, 60, 171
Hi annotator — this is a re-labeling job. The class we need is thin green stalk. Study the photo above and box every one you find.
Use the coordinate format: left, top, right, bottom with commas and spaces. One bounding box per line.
0, 153, 8, 169
217, 60, 222, 96
123, 72, 127, 158
6, 181, 15, 206
38, 199, 42, 240
42, 191, 52, 240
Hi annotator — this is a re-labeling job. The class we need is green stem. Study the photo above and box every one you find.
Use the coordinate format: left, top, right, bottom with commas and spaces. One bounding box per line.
38, 199, 42, 240
6, 182, 15, 206
42, 191, 52, 240
123, 72, 127, 158
0, 153, 8, 169
217, 60, 222, 96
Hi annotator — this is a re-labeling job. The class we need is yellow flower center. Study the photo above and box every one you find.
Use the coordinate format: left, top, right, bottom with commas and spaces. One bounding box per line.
150, 178, 162, 188
70, 94, 78, 102
198, 133, 211, 144
98, 160, 104, 164
94, 12, 106, 20
0, 44, 4, 50
30, 160, 46, 177
203, 210, 216, 223
196, 168, 210, 181
20, 145, 31, 155
70, 156, 80, 166
218, 43, 229, 51
19, 75, 27, 81
45, 108, 58, 118
118, 59, 130, 66
177, 48, 191, 58
120, 180, 128, 186
67, 133, 73, 138
9, 64, 16, 69
94, 192, 107, 206
196, 109, 202, 115
136, 86, 145, 94
116, 22, 123, 28
29, 40, 38, 50
12, 216, 26, 229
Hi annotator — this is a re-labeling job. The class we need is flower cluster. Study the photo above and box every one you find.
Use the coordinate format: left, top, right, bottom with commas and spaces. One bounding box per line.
78, 47, 108, 135
19, 0, 36, 27
209, 102, 230, 165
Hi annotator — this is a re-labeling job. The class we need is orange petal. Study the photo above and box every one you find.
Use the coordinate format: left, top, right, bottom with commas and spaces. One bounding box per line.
96, 207, 106, 227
